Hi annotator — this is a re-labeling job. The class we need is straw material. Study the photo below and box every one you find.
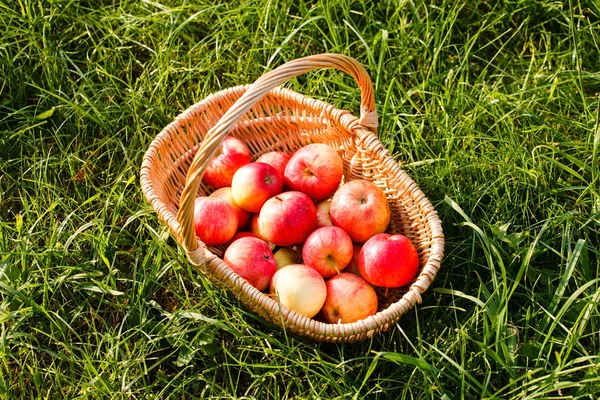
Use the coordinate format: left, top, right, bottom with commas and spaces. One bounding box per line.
140, 54, 444, 342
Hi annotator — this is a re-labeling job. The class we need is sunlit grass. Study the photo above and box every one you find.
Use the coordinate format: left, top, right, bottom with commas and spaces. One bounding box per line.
1, 0, 599, 398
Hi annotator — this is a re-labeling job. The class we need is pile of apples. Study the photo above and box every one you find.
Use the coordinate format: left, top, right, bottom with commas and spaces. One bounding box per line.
193, 136, 420, 324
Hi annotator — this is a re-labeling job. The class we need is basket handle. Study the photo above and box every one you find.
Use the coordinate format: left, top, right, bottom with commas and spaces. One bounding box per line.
177, 53, 378, 258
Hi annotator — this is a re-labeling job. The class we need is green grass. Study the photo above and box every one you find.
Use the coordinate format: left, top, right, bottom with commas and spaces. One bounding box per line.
1, 0, 600, 398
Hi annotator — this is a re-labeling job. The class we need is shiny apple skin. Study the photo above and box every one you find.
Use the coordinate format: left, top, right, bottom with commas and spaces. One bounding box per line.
284, 143, 343, 201
202, 136, 251, 188
258, 191, 317, 246
330, 179, 391, 243
358, 233, 420, 288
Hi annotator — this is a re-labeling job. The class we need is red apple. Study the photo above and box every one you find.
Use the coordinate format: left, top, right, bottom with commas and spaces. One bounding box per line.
256, 151, 291, 180
302, 226, 353, 277
321, 273, 378, 324
273, 247, 302, 270
258, 191, 317, 246
210, 187, 251, 231
343, 244, 363, 278
315, 198, 333, 228
223, 231, 260, 251
223, 237, 276, 291
249, 214, 276, 249
284, 143, 343, 201
231, 162, 283, 212
270, 264, 327, 318
193, 197, 237, 246
359, 233, 420, 288
249, 214, 266, 240
202, 136, 251, 188
330, 179, 391, 243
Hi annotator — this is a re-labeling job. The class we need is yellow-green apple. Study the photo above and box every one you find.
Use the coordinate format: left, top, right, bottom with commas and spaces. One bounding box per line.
256, 151, 291, 180
193, 197, 237, 246
231, 162, 283, 212
330, 179, 390, 243
258, 191, 317, 246
202, 136, 251, 188
315, 198, 333, 228
270, 264, 327, 318
273, 247, 302, 270
223, 237, 276, 291
283, 143, 343, 201
321, 273, 378, 324
359, 233, 420, 288
210, 187, 251, 231
302, 226, 353, 277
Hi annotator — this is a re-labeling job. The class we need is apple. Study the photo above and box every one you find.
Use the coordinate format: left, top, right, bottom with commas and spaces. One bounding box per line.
249, 214, 276, 250
270, 264, 327, 318
256, 151, 291, 180
359, 233, 420, 288
193, 197, 238, 246
273, 247, 302, 270
329, 179, 391, 243
249, 214, 266, 240
321, 273, 378, 324
343, 244, 363, 278
302, 226, 353, 277
223, 231, 260, 251
202, 136, 251, 188
315, 198, 333, 228
284, 143, 343, 201
258, 191, 317, 246
223, 237, 276, 291
210, 187, 251, 230
231, 162, 283, 212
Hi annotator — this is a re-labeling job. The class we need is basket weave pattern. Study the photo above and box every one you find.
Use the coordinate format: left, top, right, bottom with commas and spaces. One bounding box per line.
140, 54, 444, 342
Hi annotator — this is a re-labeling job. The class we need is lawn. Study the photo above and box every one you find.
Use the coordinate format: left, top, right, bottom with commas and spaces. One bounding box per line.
1, 0, 599, 398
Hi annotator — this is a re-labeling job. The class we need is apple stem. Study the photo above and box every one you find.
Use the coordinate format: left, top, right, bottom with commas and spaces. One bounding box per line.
385, 287, 389, 297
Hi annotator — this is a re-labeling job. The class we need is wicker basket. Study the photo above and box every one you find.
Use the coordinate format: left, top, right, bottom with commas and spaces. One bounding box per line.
140, 54, 444, 342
